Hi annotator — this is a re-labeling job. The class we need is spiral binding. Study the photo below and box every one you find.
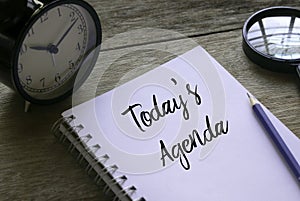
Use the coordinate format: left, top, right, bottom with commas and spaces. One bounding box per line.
52, 115, 145, 201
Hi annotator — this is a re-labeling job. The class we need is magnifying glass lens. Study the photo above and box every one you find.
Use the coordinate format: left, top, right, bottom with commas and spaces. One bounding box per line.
248, 16, 300, 60
243, 7, 300, 75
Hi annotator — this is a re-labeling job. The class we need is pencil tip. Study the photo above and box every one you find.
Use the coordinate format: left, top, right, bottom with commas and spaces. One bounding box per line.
246, 93, 250, 99
246, 93, 258, 106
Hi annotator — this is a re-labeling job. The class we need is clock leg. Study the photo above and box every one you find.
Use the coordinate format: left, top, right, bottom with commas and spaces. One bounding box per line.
24, 100, 31, 112
297, 65, 300, 80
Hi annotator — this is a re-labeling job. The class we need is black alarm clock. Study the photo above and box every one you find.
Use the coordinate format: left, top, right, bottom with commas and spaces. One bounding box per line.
0, 0, 101, 110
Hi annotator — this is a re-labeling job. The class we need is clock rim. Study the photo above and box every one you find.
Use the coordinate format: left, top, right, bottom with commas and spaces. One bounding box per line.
11, 0, 102, 105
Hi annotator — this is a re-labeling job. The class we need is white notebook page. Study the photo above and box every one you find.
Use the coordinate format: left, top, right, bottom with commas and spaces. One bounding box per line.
62, 46, 300, 201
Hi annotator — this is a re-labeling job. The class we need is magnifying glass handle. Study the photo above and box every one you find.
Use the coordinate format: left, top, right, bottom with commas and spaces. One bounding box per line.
297, 65, 300, 79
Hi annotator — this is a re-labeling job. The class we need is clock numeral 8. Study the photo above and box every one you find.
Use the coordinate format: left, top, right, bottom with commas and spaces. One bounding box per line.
55, 73, 61, 83
26, 75, 32, 85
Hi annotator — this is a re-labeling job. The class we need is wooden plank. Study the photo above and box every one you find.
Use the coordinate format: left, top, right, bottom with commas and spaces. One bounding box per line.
0, 28, 298, 200
85, 0, 300, 48
0, 0, 299, 199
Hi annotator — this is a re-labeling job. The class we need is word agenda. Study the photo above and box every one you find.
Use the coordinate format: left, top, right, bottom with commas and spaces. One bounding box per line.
121, 78, 229, 170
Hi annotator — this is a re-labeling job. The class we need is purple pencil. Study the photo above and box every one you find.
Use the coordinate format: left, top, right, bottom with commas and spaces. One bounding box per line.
247, 93, 300, 183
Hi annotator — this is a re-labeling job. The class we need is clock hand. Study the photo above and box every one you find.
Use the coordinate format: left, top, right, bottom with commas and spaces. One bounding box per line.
55, 18, 79, 48
30, 18, 78, 53
30, 46, 48, 51
30, 45, 57, 66
51, 53, 56, 67
30, 44, 58, 54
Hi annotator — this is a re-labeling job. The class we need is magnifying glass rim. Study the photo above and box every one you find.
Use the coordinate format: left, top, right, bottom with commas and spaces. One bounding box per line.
242, 6, 300, 73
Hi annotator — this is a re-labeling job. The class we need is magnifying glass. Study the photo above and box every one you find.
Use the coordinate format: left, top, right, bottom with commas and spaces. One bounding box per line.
242, 6, 300, 78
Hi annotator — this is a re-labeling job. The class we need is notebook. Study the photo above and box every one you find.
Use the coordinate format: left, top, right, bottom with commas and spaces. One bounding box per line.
52, 46, 300, 201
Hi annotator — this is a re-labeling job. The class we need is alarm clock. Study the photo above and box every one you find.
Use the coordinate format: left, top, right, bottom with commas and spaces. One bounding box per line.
0, 0, 102, 109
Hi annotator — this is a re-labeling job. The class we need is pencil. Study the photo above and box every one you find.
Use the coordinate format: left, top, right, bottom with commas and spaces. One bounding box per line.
247, 93, 300, 183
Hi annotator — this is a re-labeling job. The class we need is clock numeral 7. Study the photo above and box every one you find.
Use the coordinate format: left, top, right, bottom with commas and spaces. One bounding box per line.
40, 77, 45, 88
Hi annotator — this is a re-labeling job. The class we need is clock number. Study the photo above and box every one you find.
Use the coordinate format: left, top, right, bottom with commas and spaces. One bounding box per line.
69, 60, 75, 70
18, 63, 23, 73
40, 12, 49, 23
76, 42, 81, 51
27, 28, 34, 37
57, 8, 62, 17
77, 24, 84, 34
70, 12, 76, 22
20, 44, 28, 56
26, 75, 32, 85
40, 77, 45, 88
55, 73, 61, 83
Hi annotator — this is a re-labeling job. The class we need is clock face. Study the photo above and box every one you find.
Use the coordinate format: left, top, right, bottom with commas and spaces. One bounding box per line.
15, 2, 100, 103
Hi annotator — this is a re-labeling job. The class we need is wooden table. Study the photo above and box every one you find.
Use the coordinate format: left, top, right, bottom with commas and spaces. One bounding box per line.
0, 0, 299, 200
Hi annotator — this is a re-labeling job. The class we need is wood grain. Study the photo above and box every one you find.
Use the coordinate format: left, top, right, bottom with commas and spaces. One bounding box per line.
0, 0, 299, 200
86, 0, 300, 48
